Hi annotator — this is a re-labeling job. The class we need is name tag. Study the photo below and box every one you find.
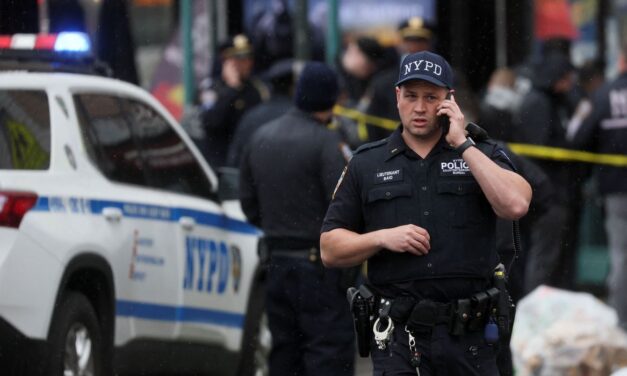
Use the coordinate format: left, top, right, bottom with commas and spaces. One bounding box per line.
440, 158, 472, 176
374, 169, 403, 184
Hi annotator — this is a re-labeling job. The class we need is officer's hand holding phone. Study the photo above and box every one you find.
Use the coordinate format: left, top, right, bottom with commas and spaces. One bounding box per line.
437, 91, 468, 148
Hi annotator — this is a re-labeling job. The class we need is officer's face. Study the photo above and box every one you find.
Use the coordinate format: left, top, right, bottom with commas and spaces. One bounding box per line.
232, 56, 254, 79
396, 80, 447, 139
400, 38, 431, 54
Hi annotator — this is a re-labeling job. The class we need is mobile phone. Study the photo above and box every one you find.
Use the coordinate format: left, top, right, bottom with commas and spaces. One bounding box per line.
438, 90, 452, 135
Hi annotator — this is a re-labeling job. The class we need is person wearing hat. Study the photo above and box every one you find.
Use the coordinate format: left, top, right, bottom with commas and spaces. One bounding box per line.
398, 16, 434, 55
321, 51, 531, 374
226, 59, 298, 167
200, 34, 269, 168
239, 61, 355, 376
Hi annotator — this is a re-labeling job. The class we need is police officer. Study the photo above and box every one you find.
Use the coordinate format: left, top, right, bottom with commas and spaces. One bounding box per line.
320, 51, 532, 375
570, 45, 627, 330
397, 17, 434, 55
239, 62, 355, 376
200, 34, 269, 168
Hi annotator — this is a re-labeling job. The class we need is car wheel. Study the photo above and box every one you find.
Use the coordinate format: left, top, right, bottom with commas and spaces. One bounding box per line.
237, 277, 271, 376
48, 292, 103, 376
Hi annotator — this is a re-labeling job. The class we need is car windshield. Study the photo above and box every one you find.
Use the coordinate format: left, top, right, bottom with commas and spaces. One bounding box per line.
0, 90, 51, 170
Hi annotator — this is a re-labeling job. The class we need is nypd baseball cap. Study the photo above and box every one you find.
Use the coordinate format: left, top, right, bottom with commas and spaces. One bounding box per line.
396, 51, 454, 88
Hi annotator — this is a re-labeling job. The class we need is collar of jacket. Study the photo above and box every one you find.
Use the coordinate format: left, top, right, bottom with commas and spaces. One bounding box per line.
385, 125, 454, 161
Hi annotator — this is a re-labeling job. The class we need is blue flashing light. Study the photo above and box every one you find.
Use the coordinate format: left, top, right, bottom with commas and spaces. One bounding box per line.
54, 32, 91, 53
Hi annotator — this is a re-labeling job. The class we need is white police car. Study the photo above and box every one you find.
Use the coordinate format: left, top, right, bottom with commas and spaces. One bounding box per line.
0, 33, 268, 375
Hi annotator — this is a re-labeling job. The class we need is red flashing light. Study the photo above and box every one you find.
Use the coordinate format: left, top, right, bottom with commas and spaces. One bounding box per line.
35, 34, 57, 50
0, 191, 38, 228
0, 36, 11, 48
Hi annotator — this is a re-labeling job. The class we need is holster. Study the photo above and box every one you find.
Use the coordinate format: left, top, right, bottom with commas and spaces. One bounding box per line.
347, 286, 374, 357
493, 272, 515, 335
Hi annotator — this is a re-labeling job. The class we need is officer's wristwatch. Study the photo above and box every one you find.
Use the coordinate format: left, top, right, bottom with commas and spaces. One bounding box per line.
456, 137, 476, 155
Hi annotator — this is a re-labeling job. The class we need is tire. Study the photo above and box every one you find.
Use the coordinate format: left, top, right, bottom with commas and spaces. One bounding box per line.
237, 277, 271, 376
47, 292, 103, 376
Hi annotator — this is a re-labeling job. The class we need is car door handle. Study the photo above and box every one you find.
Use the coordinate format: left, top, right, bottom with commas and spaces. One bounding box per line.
102, 207, 123, 222
179, 216, 196, 231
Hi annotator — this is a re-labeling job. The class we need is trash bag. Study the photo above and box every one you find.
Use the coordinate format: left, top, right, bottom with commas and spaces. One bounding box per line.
511, 285, 627, 376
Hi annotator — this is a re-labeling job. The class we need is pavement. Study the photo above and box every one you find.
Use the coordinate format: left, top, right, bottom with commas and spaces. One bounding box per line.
355, 354, 373, 375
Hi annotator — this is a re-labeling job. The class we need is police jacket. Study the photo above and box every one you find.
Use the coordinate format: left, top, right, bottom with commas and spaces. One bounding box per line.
202, 78, 269, 168
322, 126, 516, 287
240, 107, 347, 249
571, 72, 627, 195
226, 94, 292, 167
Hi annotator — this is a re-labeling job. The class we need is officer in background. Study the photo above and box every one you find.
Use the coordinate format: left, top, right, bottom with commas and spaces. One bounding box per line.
239, 62, 355, 375
226, 59, 297, 167
570, 44, 627, 330
321, 51, 531, 374
397, 16, 434, 55
200, 34, 269, 168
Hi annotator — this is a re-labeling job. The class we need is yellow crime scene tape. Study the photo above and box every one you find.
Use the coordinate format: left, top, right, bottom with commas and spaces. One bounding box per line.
333, 105, 627, 167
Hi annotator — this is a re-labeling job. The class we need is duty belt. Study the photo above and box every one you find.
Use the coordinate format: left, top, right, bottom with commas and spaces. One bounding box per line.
376, 287, 501, 336
270, 247, 320, 263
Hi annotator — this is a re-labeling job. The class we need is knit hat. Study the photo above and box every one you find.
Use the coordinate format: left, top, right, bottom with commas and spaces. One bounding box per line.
294, 62, 339, 112
396, 50, 454, 88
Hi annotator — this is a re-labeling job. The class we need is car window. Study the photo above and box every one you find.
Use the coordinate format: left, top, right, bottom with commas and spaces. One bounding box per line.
74, 94, 147, 186
0, 90, 50, 170
122, 98, 215, 200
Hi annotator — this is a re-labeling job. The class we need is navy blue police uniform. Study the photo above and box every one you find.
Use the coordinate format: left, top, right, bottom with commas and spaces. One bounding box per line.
322, 51, 517, 375
240, 62, 355, 376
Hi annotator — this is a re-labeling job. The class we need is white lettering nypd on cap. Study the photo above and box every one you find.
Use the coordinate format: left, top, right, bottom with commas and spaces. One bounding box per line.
403, 59, 442, 77
395, 50, 453, 88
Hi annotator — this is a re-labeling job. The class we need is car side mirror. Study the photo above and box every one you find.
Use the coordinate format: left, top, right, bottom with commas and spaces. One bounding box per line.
217, 167, 240, 202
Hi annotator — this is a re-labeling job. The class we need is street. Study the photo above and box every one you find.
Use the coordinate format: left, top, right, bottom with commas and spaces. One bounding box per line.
356, 355, 373, 375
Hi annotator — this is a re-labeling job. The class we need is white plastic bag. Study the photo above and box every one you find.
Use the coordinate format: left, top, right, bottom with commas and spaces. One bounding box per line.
511, 285, 627, 376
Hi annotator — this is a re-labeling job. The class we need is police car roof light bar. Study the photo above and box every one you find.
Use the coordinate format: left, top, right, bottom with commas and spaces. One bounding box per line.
0, 33, 111, 77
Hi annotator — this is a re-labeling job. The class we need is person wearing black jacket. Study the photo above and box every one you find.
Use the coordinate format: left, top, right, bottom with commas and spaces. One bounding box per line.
226, 59, 295, 167
321, 51, 531, 375
239, 62, 354, 376
570, 46, 627, 330
512, 52, 579, 291
200, 34, 269, 168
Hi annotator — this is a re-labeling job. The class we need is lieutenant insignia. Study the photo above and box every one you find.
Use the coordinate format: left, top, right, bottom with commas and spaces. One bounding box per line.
332, 166, 348, 200
440, 158, 472, 176
374, 169, 403, 184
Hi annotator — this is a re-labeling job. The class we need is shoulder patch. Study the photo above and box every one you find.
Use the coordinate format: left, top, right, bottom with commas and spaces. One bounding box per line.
354, 138, 388, 155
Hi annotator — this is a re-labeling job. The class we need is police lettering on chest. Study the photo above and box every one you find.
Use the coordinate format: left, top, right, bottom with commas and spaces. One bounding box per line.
440, 158, 472, 176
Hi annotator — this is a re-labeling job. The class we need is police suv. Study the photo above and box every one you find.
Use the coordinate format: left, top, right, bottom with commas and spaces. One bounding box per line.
0, 33, 268, 375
